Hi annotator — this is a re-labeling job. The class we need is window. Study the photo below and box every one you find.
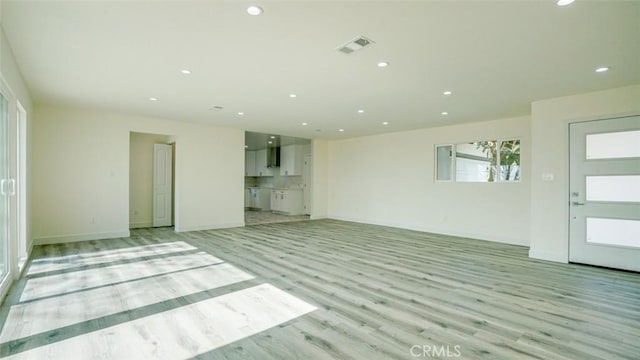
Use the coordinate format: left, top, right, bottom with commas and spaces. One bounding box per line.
436, 139, 521, 182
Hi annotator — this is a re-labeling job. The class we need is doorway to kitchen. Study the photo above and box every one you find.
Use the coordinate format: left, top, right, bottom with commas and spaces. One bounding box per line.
244, 131, 311, 226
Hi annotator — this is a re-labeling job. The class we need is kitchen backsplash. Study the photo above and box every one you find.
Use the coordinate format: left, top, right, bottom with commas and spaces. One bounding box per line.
256, 172, 303, 189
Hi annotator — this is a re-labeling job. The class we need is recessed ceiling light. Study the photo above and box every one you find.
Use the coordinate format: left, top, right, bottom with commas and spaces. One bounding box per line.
441, 112, 449, 115
357, 109, 365, 114
289, 94, 297, 98
382, 122, 389, 126
557, 0, 575, 6
209, 105, 224, 111
595, 67, 609, 73
377, 61, 389, 68
301, 122, 308, 126
181, 69, 191, 75
443, 91, 452, 95
246, 5, 263, 16
270, 136, 275, 139
149, 97, 158, 101
339, 129, 345, 132
268, 141, 273, 144
237, 112, 244, 116
244, 145, 248, 148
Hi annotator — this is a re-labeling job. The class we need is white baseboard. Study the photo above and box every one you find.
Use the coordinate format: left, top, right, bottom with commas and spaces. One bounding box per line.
327, 215, 529, 247
528, 249, 568, 263
175, 222, 245, 232
129, 221, 153, 229
310, 214, 328, 220
33, 231, 131, 245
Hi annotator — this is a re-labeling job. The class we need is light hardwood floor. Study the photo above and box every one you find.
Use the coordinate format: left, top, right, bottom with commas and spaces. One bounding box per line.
244, 210, 310, 226
0, 220, 638, 359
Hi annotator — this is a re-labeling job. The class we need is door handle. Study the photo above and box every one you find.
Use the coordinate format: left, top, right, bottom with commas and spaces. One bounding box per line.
8, 179, 15, 196
571, 201, 585, 206
0, 179, 5, 195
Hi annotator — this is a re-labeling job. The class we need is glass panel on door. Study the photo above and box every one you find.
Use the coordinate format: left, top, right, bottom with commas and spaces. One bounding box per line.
586, 130, 640, 159
586, 218, 640, 248
585, 175, 640, 202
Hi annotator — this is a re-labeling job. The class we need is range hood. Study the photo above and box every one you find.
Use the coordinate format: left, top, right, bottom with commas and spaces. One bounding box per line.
267, 147, 280, 168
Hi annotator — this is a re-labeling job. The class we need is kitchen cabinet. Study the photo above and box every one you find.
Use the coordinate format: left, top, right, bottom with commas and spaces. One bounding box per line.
245, 150, 257, 176
255, 149, 274, 177
259, 189, 271, 210
244, 189, 251, 208
247, 188, 271, 210
270, 189, 303, 215
280, 144, 303, 176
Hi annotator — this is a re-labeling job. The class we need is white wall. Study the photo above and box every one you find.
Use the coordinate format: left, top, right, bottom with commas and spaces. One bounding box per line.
129, 132, 169, 229
327, 116, 531, 246
33, 105, 244, 244
0, 30, 32, 114
311, 139, 329, 219
529, 84, 640, 262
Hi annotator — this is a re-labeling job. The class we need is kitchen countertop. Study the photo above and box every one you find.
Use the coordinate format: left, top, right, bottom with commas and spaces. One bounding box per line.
246, 186, 302, 191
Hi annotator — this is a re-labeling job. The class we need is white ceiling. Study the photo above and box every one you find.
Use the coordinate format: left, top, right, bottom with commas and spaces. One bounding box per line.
2, 1, 639, 139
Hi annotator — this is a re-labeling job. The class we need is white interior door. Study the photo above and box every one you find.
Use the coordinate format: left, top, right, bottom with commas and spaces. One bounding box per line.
153, 144, 173, 227
569, 115, 640, 271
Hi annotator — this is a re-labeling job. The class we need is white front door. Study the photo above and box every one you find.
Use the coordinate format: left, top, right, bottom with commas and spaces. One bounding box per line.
153, 144, 173, 227
569, 115, 640, 271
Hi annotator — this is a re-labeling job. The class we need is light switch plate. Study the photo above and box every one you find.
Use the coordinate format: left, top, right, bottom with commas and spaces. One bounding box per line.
542, 173, 555, 181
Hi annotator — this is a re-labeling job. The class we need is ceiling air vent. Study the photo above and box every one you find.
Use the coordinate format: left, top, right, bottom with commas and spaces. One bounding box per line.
337, 36, 375, 54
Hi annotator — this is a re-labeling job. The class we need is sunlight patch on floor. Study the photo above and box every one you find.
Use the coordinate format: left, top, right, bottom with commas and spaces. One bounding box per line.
27, 241, 198, 276
0, 263, 254, 342
20, 252, 224, 302
5, 284, 317, 360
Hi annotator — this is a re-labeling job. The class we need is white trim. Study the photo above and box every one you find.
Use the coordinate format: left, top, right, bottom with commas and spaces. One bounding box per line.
129, 221, 153, 229
327, 215, 529, 247
175, 222, 244, 232
310, 214, 328, 220
528, 248, 568, 263
33, 231, 131, 245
